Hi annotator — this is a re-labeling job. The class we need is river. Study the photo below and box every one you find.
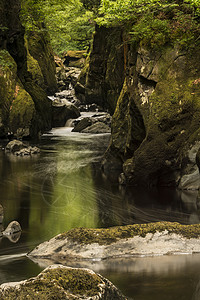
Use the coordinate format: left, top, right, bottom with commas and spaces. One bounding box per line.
0, 125, 200, 299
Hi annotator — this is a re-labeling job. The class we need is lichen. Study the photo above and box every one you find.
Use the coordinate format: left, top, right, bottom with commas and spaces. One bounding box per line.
57, 222, 200, 245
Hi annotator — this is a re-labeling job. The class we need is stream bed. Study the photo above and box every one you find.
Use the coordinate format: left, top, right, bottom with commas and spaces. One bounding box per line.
0, 126, 200, 299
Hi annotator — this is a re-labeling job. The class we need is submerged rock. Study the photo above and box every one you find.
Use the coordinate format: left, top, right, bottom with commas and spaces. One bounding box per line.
28, 222, 200, 262
0, 265, 127, 300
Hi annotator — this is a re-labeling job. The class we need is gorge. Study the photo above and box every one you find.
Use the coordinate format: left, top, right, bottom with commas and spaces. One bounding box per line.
0, 0, 200, 299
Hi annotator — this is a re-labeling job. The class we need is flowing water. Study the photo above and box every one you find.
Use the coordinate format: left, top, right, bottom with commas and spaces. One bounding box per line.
0, 125, 200, 299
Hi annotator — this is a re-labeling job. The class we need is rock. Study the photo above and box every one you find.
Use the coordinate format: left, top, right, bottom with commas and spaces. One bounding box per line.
28, 222, 200, 262
0, 265, 127, 300
63, 50, 87, 67
52, 99, 80, 127
5, 140, 40, 156
0, 205, 3, 224
72, 117, 93, 132
82, 122, 111, 134
15, 146, 40, 156
3, 221, 21, 236
5, 140, 26, 153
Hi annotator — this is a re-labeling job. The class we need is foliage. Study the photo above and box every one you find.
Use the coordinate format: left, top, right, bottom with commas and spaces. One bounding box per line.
96, 0, 200, 49
20, 0, 95, 54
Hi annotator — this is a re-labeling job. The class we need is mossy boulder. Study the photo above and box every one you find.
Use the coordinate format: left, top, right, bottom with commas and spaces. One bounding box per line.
28, 222, 200, 261
0, 265, 126, 299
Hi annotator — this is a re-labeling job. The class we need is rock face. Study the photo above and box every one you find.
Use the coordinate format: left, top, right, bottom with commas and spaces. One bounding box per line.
78, 24, 200, 189
0, 0, 57, 139
28, 222, 200, 261
0, 265, 127, 300
75, 25, 125, 113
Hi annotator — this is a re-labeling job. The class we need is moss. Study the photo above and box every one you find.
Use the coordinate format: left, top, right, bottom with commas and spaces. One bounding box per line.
56, 222, 200, 246
0, 267, 103, 299
0, 50, 18, 131
9, 85, 35, 134
26, 38, 45, 88
27, 30, 57, 94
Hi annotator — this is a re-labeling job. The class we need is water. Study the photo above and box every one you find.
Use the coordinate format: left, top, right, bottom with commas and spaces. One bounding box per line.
0, 127, 200, 299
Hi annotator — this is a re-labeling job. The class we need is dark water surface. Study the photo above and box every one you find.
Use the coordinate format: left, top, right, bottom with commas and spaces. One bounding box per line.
0, 127, 200, 299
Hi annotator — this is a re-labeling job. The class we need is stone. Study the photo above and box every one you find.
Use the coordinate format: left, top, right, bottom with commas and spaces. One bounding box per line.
0, 265, 126, 300
28, 222, 200, 262
82, 122, 111, 134
5, 140, 26, 153
72, 117, 93, 132
3, 221, 21, 235
52, 99, 80, 127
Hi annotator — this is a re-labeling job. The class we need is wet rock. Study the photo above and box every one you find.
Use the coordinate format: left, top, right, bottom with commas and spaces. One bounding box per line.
0, 265, 127, 300
3, 221, 21, 236
82, 122, 111, 134
72, 117, 93, 132
15, 146, 40, 156
5, 140, 40, 156
5, 140, 26, 153
52, 99, 80, 127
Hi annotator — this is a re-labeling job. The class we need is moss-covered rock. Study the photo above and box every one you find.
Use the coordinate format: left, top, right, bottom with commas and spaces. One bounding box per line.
0, 0, 57, 139
27, 30, 57, 95
0, 265, 126, 299
28, 222, 200, 261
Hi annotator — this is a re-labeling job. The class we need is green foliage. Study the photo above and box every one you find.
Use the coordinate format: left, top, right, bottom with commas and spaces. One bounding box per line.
96, 0, 200, 49
21, 0, 95, 54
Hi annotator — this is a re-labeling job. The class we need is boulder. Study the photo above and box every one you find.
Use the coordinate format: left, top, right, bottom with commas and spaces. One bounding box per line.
3, 221, 21, 235
82, 122, 111, 134
5, 140, 40, 156
72, 117, 93, 132
5, 140, 26, 153
0, 265, 127, 300
52, 99, 80, 127
28, 222, 200, 261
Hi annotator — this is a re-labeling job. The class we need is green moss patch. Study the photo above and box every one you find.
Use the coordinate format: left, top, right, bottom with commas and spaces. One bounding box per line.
57, 222, 200, 245
0, 267, 103, 299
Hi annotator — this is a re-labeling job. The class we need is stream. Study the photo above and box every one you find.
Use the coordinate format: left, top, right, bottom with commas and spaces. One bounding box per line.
1, 124, 200, 299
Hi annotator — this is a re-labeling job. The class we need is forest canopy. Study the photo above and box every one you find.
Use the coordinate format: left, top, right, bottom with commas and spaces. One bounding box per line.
96, 0, 200, 48
20, 0, 95, 54
20, 0, 200, 53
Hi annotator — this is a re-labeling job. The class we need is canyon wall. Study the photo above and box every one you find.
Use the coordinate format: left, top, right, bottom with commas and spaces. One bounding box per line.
0, 0, 57, 139
78, 25, 200, 189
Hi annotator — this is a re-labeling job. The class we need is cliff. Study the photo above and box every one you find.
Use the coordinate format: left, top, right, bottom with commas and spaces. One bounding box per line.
77, 24, 200, 189
0, 0, 57, 139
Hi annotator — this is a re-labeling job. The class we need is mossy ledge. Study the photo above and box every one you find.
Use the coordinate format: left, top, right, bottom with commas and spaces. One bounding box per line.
57, 222, 200, 245
0, 265, 126, 299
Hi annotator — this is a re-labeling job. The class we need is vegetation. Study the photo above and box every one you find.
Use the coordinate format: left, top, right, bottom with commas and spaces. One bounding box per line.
20, 0, 95, 54
57, 221, 200, 245
96, 0, 200, 49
